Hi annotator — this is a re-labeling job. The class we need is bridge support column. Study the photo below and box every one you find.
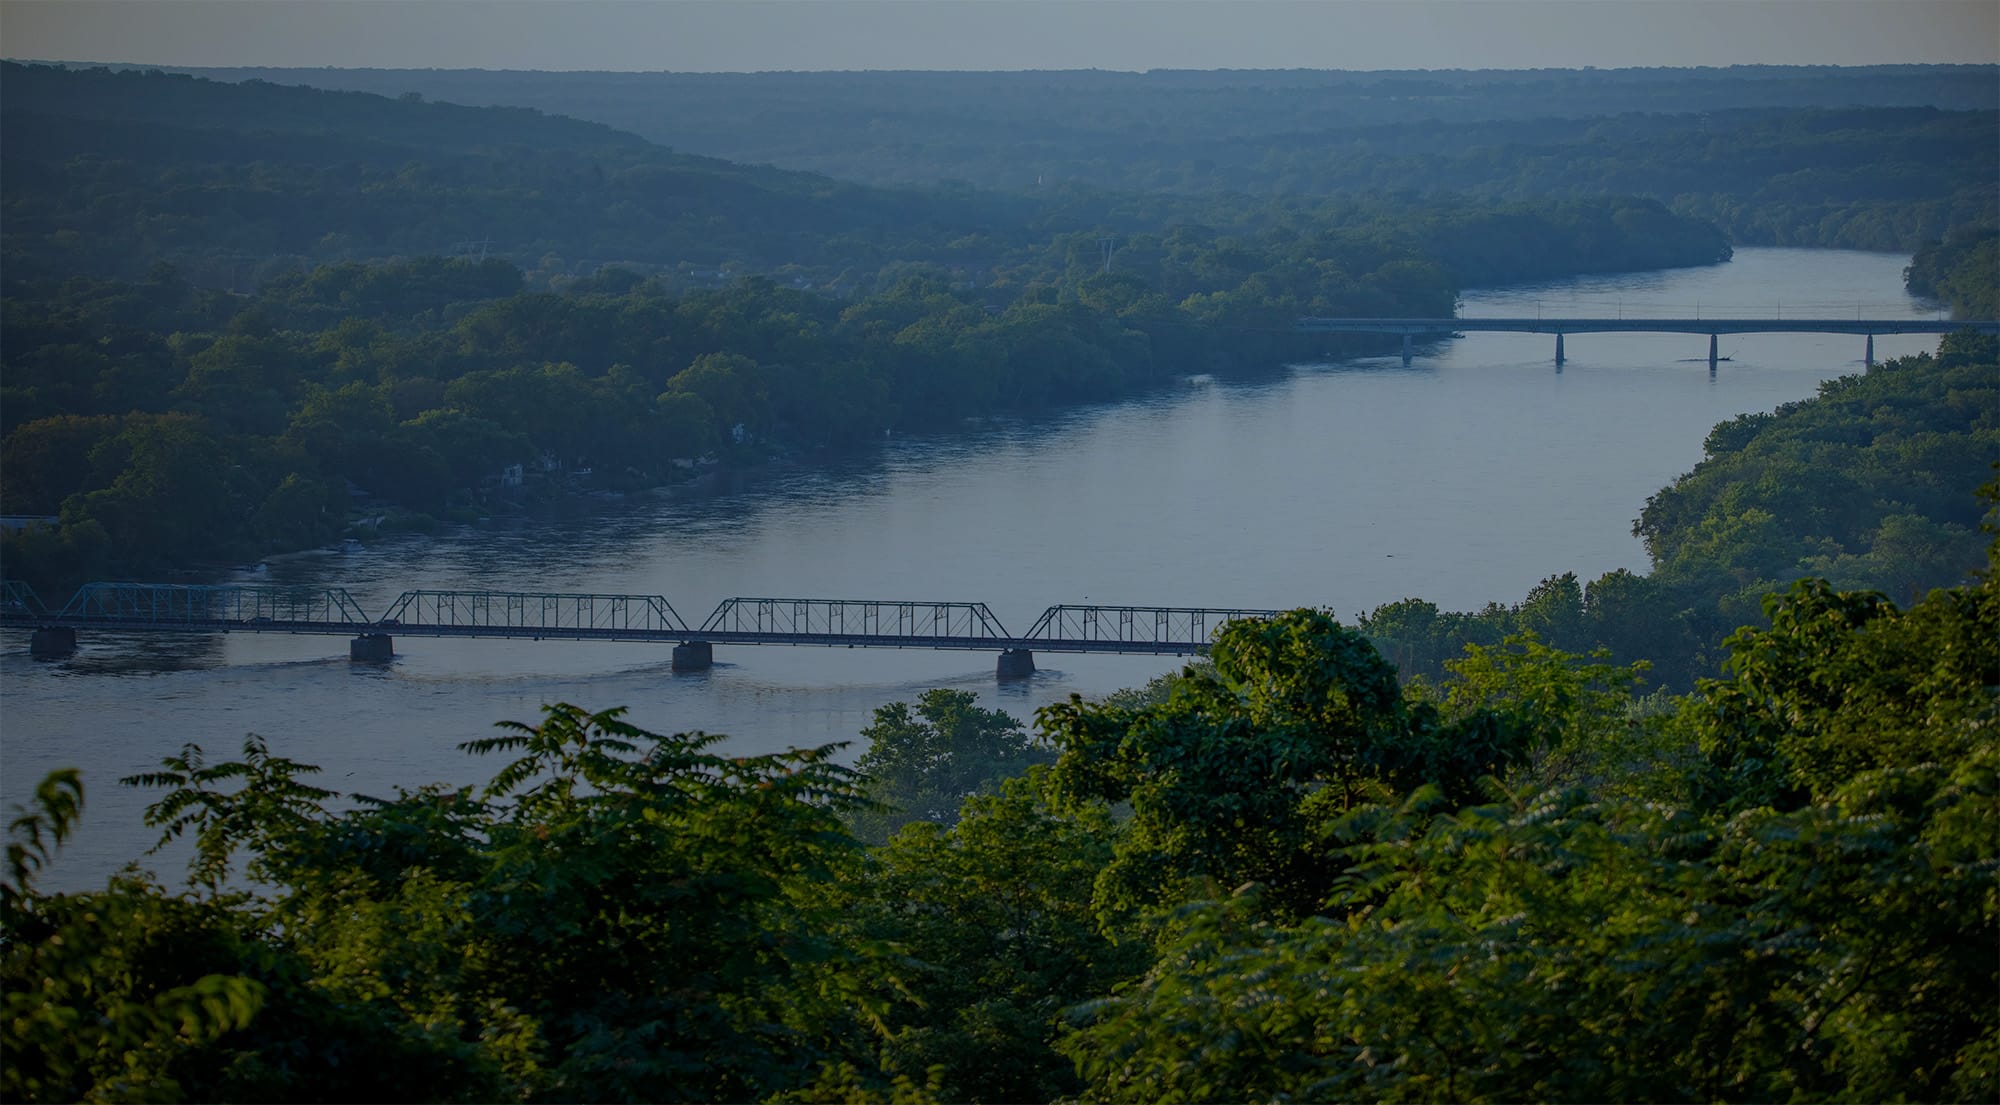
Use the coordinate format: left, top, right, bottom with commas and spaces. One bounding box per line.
1865, 334, 1874, 367
1554, 333, 1565, 366
29, 626, 76, 660
996, 648, 1036, 679
349, 633, 393, 663
1400, 333, 1412, 366
672, 640, 713, 672
1709, 334, 1719, 373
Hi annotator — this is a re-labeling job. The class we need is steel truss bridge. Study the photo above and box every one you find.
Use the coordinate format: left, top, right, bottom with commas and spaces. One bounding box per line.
1295, 317, 2000, 367
1, 582, 1279, 676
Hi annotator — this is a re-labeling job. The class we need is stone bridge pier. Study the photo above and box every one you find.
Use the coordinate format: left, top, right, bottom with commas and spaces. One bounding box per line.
349, 633, 393, 662
672, 640, 714, 672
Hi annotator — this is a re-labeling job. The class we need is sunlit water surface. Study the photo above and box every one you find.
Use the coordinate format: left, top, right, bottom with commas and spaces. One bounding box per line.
0, 248, 1949, 889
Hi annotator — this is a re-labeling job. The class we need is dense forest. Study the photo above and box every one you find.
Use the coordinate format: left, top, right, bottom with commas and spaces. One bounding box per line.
0, 64, 1734, 592
1908, 225, 2000, 317
7, 313, 1995, 1105
0, 63, 1732, 290
144, 63, 2000, 251
7, 531, 1996, 1100
3, 57, 1997, 1103
0, 62, 1022, 288
1357, 333, 1999, 689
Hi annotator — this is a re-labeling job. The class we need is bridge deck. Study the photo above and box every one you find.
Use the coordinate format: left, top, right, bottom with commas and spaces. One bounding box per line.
1, 584, 1280, 658
0, 615, 1224, 656
1296, 317, 2000, 336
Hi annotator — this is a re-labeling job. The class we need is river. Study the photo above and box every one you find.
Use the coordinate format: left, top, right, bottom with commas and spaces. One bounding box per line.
0, 247, 1949, 890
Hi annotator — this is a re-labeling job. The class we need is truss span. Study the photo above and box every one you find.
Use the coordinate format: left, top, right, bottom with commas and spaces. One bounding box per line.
1022, 605, 1280, 650
3, 580, 46, 617
54, 582, 371, 627
374, 590, 689, 638
697, 597, 1012, 643
2, 584, 1293, 660
1294, 317, 2000, 336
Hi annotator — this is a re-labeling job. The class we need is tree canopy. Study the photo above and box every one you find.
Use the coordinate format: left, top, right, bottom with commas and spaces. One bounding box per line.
8, 544, 1994, 1101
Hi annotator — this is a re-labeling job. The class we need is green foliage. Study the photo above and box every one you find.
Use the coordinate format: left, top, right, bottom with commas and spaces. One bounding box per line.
1639, 335, 1998, 594
1361, 337, 1999, 690
314, 703, 887, 1102
4, 61, 1993, 1100
1061, 562, 1999, 1103
3, 876, 267, 1104
1432, 633, 1683, 802
0, 63, 1007, 288
1, 65, 1776, 593
269, 67, 1995, 252
1692, 538, 2000, 812
1907, 225, 1999, 318
5, 559, 1994, 1101
121, 735, 338, 892
1039, 610, 1528, 925
4, 773, 271, 1105
3, 703, 901, 1103
3, 769, 83, 913
832, 772, 1147, 1103
848, 689, 1051, 844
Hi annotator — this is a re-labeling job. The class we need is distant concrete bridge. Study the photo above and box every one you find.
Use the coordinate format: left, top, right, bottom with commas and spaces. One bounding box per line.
1295, 317, 2000, 367
1, 582, 1278, 679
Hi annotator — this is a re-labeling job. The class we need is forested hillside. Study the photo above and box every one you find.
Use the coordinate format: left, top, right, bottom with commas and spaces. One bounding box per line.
1360, 331, 1999, 688
0, 65, 1738, 592
4, 57, 1997, 1105
0, 63, 1033, 289
140, 63, 2000, 250
7, 319, 1996, 1100
2, 63, 1738, 293
1907, 225, 2000, 317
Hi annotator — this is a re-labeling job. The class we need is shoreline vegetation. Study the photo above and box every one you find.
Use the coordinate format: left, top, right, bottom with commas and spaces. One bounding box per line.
2, 62, 1992, 693
1, 63, 1737, 595
7, 532, 1995, 1102
2, 58, 1997, 1103
1359, 332, 1999, 689
12, 324, 1996, 1103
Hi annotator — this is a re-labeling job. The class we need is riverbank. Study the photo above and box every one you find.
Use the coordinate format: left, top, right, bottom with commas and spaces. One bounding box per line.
4, 204, 1736, 595
0, 247, 1947, 896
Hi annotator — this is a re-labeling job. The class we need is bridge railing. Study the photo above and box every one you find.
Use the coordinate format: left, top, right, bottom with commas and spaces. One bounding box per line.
374, 590, 689, 634
2, 580, 47, 617
698, 598, 1012, 640
1020, 605, 1281, 648
55, 583, 373, 624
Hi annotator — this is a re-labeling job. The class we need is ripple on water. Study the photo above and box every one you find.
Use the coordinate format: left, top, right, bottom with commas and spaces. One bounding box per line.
0, 248, 1944, 891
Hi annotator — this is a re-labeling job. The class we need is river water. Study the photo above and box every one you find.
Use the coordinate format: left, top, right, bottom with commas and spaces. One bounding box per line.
0, 248, 1947, 890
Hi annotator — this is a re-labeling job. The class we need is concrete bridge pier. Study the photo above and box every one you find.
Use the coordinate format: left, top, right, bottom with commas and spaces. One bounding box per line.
29, 626, 76, 660
996, 648, 1036, 679
1708, 334, 1719, 373
349, 633, 393, 663
672, 640, 713, 672
1865, 334, 1875, 367
1554, 332, 1565, 367
1401, 333, 1412, 366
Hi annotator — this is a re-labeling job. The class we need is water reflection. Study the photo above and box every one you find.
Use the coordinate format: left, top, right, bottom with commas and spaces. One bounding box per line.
0, 248, 1942, 892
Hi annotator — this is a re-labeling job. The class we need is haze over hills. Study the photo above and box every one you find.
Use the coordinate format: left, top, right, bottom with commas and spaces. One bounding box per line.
0, 62, 1044, 288
82, 63, 2000, 141
7, 60, 1768, 293
43, 62, 1998, 251
5, 21, 2000, 1105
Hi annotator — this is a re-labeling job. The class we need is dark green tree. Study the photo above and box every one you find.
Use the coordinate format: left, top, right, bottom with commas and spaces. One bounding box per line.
1039, 609, 1527, 925
848, 689, 1049, 844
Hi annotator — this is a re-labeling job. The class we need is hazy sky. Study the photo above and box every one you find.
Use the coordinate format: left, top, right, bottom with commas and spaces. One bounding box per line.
4, 0, 1995, 72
